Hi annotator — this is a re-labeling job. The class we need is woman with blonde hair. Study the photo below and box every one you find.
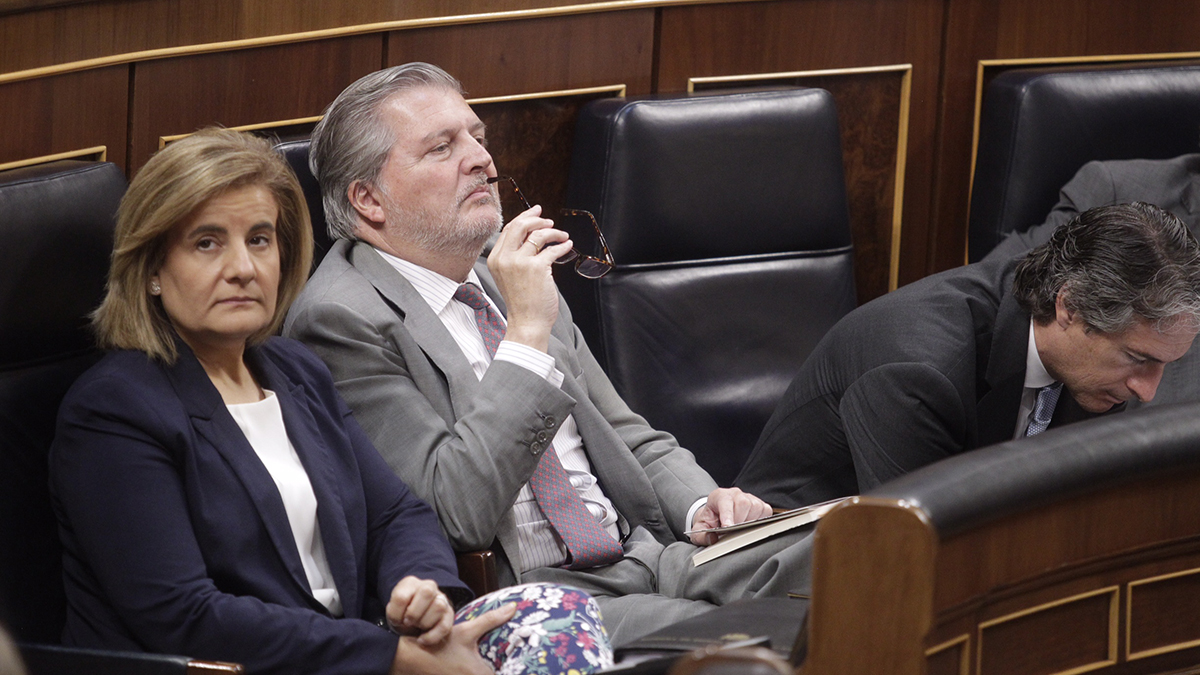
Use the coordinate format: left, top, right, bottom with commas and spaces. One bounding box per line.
50, 128, 611, 675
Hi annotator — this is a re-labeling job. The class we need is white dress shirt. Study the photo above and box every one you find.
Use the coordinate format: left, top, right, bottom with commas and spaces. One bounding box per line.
1013, 320, 1058, 439
227, 391, 342, 615
377, 250, 624, 571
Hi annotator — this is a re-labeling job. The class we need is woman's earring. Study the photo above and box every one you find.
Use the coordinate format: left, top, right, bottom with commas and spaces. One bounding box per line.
149, 281, 161, 295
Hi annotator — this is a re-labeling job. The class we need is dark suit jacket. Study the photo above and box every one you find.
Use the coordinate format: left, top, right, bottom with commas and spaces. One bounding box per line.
735, 255, 1106, 509
984, 153, 1200, 409
49, 337, 467, 675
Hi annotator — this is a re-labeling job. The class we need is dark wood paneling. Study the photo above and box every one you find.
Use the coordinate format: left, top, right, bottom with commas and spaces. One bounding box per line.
694, 69, 907, 304
128, 35, 381, 173
935, 0, 1200, 276
0, 65, 127, 169
1128, 569, 1200, 658
978, 591, 1114, 675
386, 10, 655, 98
0, 0, 590, 73
657, 0, 945, 288
925, 637, 967, 675
473, 89, 623, 223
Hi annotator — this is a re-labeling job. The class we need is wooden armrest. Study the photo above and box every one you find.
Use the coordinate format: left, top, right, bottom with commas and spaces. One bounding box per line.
456, 549, 499, 597
19, 643, 243, 674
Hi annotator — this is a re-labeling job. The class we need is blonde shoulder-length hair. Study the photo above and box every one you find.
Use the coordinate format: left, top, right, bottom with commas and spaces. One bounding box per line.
92, 128, 313, 363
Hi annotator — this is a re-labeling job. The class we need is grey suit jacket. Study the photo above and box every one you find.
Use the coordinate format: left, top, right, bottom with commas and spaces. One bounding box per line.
983, 153, 1200, 408
985, 153, 1200, 261
284, 240, 717, 584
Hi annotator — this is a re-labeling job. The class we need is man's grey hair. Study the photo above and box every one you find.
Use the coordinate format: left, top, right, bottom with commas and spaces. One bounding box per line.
1013, 202, 1200, 334
309, 62, 464, 240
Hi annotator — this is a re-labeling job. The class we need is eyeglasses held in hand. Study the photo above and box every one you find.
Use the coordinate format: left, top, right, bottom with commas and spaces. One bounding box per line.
487, 175, 615, 279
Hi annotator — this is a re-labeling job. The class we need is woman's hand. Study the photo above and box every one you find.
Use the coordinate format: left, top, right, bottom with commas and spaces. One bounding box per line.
391, 602, 517, 675
386, 576, 456, 646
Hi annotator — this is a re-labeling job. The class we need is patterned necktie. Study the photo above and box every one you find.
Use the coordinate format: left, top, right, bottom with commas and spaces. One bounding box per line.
453, 283, 623, 570
1025, 383, 1063, 437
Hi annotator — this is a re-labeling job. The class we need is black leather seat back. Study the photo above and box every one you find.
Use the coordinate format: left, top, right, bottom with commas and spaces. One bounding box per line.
0, 161, 123, 642
563, 89, 856, 486
969, 62, 1200, 261
273, 138, 333, 270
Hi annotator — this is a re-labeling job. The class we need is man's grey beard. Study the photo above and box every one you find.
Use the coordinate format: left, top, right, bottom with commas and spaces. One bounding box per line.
383, 188, 503, 260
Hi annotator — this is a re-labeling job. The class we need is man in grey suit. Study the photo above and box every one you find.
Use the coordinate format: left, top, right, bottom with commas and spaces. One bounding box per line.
737, 202, 1200, 510
283, 63, 814, 645
984, 154, 1200, 408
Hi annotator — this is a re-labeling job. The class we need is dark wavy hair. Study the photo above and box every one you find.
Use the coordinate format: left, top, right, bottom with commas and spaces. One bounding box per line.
1013, 202, 1200, 334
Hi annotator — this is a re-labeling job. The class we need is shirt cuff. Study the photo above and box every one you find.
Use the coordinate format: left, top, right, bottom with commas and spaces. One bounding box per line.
685, 497, 709, 533
494, 341, 565, 387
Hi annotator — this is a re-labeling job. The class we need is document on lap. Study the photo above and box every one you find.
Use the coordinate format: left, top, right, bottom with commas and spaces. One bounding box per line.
689, 496, 851, 566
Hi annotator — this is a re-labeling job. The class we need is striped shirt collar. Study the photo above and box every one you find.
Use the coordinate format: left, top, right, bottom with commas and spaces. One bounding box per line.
373, 248, 489, 314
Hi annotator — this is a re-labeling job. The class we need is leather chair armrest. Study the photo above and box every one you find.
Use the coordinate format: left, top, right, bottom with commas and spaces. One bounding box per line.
455, 550, 499, 597
19, 643, 243, 675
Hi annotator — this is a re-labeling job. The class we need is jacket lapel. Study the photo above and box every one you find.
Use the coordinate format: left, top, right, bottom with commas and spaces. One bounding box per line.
349, 242, 482, 416
976, 282, 1031, 448
165, 343, 313, 600
248, 349, 361, 618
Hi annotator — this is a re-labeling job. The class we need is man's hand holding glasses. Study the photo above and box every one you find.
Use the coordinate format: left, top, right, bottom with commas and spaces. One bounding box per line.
488, 176, 614, 279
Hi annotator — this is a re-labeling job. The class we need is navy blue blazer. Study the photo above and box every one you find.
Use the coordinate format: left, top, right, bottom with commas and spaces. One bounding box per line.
50, 337, 469, 675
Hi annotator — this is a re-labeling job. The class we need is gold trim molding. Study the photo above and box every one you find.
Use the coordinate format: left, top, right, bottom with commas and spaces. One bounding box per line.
0, 145, 107, 172
925, 634, 970, 675
976, 586, 1119, 675
0, 0, 748, 86
159, 116, 325, 149
1127, 565, 1200, 661
965, 51, 1200, 264
155, 84, 627, 149
467, 83, 627, 105
688, 64, 912, 292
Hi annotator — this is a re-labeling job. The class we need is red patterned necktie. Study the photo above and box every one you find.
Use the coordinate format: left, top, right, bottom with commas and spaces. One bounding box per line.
453, 282, 623, 569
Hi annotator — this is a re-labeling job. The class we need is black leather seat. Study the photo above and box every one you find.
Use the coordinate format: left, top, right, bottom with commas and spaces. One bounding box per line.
274, 138, 334, 269
0, 161, 242, 674
562, 89, 856, 486
968, 61, 1200, 261
0, 161, 122, 644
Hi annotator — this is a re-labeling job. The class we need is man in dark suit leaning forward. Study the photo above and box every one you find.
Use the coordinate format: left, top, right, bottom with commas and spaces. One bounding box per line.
985, 154, 1200, 409
284, 62, 814, 645
737, 202, 1200, 510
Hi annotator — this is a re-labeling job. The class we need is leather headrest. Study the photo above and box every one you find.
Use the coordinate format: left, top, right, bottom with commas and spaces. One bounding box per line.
274, 138, 333, 268
970, 62, 1200, 260
567, 89, 851, 265
0, 161, 124, 369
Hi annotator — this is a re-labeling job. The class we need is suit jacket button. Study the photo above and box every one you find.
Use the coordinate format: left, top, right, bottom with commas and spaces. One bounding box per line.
530, 441, 543, 454
543, 415, 557, 428
535, 430, 550, 443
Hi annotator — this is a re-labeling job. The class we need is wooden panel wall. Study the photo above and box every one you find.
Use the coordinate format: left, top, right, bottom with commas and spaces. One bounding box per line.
932, 0, 1200, 273
6, 0, 1200, 292
657, 0, 945, 287
0, 65, 127, 170
128, 35, 381, 173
